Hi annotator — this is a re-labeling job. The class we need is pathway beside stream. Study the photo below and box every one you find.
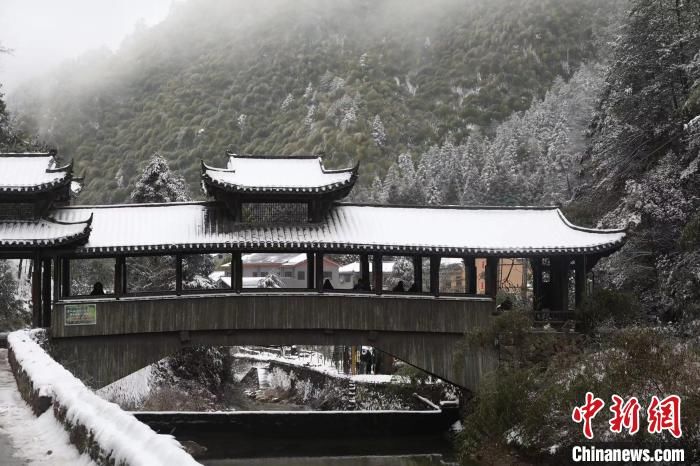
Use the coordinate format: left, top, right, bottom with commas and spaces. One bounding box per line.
0, 349, 95, 466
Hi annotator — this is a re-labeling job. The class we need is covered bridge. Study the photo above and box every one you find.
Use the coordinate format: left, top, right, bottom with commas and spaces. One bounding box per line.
0, 151, 625, 389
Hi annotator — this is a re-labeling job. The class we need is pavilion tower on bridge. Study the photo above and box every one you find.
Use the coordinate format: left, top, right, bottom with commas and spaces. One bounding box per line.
0, 150, 626, 389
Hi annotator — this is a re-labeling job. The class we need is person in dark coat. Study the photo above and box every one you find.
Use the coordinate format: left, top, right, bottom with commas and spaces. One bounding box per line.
323, 278, 334, 290
90, 282, 105, 295
392, 280, 405, 292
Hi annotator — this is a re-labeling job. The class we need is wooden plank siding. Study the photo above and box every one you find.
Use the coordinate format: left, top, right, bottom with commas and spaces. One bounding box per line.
51, 292, 495, 339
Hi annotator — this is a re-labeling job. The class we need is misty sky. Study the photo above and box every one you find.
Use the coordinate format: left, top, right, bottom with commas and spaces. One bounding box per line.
0, 0, 173, 93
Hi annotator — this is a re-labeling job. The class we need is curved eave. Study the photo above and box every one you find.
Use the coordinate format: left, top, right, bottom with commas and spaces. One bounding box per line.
0, 214, 92, 249
73, 239, 625, 256
0, 160, 74, 194
201, 160, 357, 195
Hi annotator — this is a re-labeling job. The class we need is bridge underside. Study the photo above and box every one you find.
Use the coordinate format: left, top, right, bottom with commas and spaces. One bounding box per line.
50, 329, 497, 390
49, 292, 498, 390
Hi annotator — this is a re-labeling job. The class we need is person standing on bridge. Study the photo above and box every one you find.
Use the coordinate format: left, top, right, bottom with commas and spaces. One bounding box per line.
90, 282, 105, 295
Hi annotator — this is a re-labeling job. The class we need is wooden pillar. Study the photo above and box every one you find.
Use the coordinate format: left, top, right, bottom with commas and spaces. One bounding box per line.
549, 256, 570, 312
53, 257, 61, 303
228, 257, 235, 290
531, 257, 543, 311
175, 254, 183, 296
31, 253, 41, 328
306, 252, 315, 289
429, 255, 440, 297
485, 257, 498, 298
41, 258, 52, 327
61, 257, 71, 298
412, 256, 422, 293
574, 255, 587, 308
233, 252, 243, 292
315, 252, 324, 292
464, 256, 477, 294
114, 256, 126, 298
360, 254, 370, 290
372, 254, 383, 294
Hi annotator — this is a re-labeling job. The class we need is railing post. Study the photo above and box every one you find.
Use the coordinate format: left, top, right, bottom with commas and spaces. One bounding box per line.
485, 257, 498, 298
429, 255, 440, 297
306, 252, 315, 289
175, 254, 183, 296
464, 256, 477, 294
372, 254, 383, 294
412, 255, 422, 293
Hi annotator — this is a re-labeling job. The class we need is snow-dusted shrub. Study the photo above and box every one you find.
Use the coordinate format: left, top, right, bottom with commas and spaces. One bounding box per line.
459, 315, 700, 462
268, 367, 294, 391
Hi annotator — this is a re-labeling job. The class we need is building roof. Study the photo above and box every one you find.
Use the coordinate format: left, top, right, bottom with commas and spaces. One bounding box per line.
0, 152, 73, 193
50, 202, 625, 256
338, 261, 396, 274
242, 252, 305, 265
0, 215, 92, 249
201, 155, 357, 194
338, 257, 471, 274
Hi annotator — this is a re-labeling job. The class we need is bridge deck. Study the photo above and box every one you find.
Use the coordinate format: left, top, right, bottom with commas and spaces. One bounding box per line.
49, 292, 498, 390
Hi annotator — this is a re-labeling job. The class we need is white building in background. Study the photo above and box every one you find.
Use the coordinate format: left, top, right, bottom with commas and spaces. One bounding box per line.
337, 260, 395, 289
211, 253, 342, 288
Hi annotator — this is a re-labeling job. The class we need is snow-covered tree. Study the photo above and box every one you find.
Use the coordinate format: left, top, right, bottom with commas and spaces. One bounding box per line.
371, 114, 386, 148
0, 260, 28, 331
303, 82, 313, 99
280, 93, 294, 110
388, 256, 414, 289
130, 154, 190, 203
237, 113, 247, 131
304, 104, 316, 131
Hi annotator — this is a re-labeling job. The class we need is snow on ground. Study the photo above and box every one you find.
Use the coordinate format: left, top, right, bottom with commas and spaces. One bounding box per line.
7, 330, 199, 466
97, 365, 154, 407
0, 349, 95, 466
234, 347, 411, 384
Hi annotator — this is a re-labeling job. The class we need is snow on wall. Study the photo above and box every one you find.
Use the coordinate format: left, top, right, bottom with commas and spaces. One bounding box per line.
7, 330, 200, 466
97, 365, 154, 408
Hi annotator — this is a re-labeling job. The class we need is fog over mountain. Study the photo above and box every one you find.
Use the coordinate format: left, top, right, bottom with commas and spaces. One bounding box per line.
4, 0, 620, 204
0, 0, 172, 92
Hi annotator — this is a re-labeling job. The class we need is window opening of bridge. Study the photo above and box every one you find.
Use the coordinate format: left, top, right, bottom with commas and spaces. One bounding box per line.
0, 151, 626, 329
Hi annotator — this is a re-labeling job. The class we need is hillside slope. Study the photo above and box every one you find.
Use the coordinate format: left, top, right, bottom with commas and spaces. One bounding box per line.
9, 0, 620, 203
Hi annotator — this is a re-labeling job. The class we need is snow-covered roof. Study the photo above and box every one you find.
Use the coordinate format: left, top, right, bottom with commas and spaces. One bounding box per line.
50, 202, 625, 256
201, 155, 357, 194
0, 215, 92, 248
0, 152, 73, 193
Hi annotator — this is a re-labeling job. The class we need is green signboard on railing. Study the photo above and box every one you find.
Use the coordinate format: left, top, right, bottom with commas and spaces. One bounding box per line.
64, 303, 97, 326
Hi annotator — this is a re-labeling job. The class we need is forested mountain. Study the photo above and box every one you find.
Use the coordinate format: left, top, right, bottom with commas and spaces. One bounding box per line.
574, 0, 700, 319
7, 0, 620, 203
